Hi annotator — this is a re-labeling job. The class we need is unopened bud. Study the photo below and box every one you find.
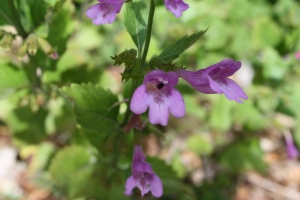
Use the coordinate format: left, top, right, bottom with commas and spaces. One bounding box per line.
48, 51, 59, 60
17, 42, 27, 59
26, 34, 38, 55
37, 37, 59, 60
0, 33, 13, 51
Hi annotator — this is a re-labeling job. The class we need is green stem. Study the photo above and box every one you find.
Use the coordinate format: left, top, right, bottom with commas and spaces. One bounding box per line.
6, 0, 27, 38
25, 55, 41, 93
141, 0, 155, 64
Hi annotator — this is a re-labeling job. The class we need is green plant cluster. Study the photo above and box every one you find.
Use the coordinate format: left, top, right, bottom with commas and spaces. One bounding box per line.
0, 0, 300, 199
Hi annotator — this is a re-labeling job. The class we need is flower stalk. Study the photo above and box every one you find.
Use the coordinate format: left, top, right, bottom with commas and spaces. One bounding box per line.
141, 0, 155, 64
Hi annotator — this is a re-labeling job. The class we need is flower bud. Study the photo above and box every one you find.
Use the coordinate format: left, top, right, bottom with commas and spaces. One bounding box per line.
0, 33, 13, 51
37, 37, 59, 60
17, 42, 27, 59
26, 34, 38, 55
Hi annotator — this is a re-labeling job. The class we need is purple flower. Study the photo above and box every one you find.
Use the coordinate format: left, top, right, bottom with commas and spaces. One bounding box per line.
130, 70, 185, 126
124, 145, 163, 198
86, 0, 126, 25
176, 59, 248, 103
295, 52, 300, 60
284, 131, 299, 160
164, 0, 189, 18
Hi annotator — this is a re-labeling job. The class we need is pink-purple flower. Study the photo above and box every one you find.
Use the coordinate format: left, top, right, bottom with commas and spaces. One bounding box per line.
284, 131, 299, 160
176, 59, 248, 103
295, 52, 300, 60
164, 0, 189, 18
86, 0, 126, 25
130, 70, 185, 126
124, 145, 163, 198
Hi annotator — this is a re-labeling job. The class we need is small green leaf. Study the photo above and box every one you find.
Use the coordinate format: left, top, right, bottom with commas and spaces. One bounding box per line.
124, 0, 147, 56
60, 83, 120, 136
149, 57, 184, 72
111, 49, 137, 69
158, 29, 207, 62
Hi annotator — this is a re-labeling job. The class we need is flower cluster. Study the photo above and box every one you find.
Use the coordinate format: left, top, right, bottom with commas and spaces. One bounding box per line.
130, 59, 248, 126
124, 145, 163, 198
86, 0, 190, 25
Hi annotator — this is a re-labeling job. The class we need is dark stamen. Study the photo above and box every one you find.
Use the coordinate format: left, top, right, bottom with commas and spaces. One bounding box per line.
157, 82, 164, 89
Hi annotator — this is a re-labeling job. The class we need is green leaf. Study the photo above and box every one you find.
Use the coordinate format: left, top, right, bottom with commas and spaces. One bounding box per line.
47, 0, 75, 55
26, 0, 48, 28
219, 138, 267, 174
157, 29, 207, 62
233, 99, 266, 131
149, 57, 184, 72
0, 63, 28, 97
186, 135, 213, 156
60, 83, 120, 136
209, 96, 233, 131
252, 16, 281, 49
147, 157, 183, 196
7, 106, 48, 144
111, 49, 137, 69
49, 146, 93, 198
0, 1, 14, 26
124, 0, 147, 56
261, 48, 288, 80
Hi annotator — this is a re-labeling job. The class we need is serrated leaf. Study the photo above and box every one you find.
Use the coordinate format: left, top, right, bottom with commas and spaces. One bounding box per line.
111, 49, 137, 69
149, 57, 184, 72
49, 146, 93, 198
158, 29, 207, 62
61, 83, 120, 136
124, 0, 147, 56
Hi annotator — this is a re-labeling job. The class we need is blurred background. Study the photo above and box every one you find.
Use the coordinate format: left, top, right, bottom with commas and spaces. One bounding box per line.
1, 0, 300, 199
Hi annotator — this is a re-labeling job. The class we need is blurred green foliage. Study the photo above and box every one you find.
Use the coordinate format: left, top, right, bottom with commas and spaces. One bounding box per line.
0, 0, 300, 199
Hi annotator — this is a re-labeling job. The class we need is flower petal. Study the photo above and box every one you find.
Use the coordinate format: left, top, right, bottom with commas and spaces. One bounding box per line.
208, 59, 241, 79
133, 145, 146, 162
130, 85, 149, 114
164, 0, 189, 18
216, 78, 248, 103
148, 98, 169, 126
169, 89, 185, 118
207, 75, 223, 94
124, 175, 137, 196
86, 4, 101, 19
150, 174, 163, 198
